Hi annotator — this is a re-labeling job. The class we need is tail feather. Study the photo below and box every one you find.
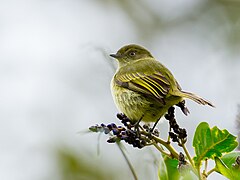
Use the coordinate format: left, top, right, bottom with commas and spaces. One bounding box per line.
178, 91, 215, 107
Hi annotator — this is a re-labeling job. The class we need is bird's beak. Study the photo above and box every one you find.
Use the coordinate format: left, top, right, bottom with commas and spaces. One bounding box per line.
110, 53, 122, 59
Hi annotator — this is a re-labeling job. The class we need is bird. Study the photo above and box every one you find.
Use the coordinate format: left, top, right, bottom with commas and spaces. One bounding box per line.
110, 44, 214, 128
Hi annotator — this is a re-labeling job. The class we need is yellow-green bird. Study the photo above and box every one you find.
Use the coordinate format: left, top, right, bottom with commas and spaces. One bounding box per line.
110, 44, 214, 126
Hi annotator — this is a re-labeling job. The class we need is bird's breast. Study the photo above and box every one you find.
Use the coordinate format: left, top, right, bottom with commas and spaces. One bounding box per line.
111, 79, 166, 123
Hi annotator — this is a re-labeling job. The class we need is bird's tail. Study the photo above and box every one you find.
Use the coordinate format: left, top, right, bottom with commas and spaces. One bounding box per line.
177, 91, 215, 107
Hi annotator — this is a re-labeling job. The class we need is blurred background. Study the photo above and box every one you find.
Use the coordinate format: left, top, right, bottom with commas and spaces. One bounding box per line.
0, 0, 240, 179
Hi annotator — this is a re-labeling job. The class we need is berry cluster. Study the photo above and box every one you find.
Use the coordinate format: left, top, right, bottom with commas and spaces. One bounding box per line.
177, 152, 191, 173
232, 156, 240, 169
142, 123, 160, 137
89, 118, 148, 149
116, 113, 134, 128
176, 100, 190, 116
89, 106, 187, 149
165, 107, 187, 144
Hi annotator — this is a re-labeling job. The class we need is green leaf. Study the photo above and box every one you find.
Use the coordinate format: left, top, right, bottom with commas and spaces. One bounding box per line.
215, 156, 240, 180
158, 155, 169, 180
215, 157, 233, 179
159, 155, 198, 180
164, 156, 180, 180
158, 155, 179, 180
215, 152, 240, 180
193, 122, 238, 167
221, 152, 240, 168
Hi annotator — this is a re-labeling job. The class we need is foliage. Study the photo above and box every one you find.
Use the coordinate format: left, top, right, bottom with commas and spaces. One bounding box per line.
193, 122, 238, 167
57, 149, 114, 180
90, 109, 239, 180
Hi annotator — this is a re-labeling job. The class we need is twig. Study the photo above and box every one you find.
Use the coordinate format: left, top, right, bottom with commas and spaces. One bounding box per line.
203, 159, 208, 175
206, 168, 216, 177
197, 166, 202, 180
145, 132, 179, 159
152, 142, 171, 157
116, 142, 138, 180
180, 141, 194, 168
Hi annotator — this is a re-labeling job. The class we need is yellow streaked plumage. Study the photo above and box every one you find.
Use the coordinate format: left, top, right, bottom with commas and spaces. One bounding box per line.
110, 44, 214, 124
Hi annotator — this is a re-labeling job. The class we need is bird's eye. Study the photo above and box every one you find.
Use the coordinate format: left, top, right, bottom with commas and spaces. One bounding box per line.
129, 51, 136, 56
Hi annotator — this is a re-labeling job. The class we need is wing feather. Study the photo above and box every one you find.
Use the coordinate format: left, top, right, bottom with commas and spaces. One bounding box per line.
115, 71, 171, 102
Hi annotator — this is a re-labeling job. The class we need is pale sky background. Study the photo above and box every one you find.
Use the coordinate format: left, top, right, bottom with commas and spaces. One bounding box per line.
0, 0, 240, 180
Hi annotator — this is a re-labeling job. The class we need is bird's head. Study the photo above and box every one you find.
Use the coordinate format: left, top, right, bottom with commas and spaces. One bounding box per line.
110, 44, 153, 67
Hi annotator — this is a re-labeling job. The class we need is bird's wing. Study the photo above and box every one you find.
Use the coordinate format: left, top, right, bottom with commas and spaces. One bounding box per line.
115, 71, 171, 103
